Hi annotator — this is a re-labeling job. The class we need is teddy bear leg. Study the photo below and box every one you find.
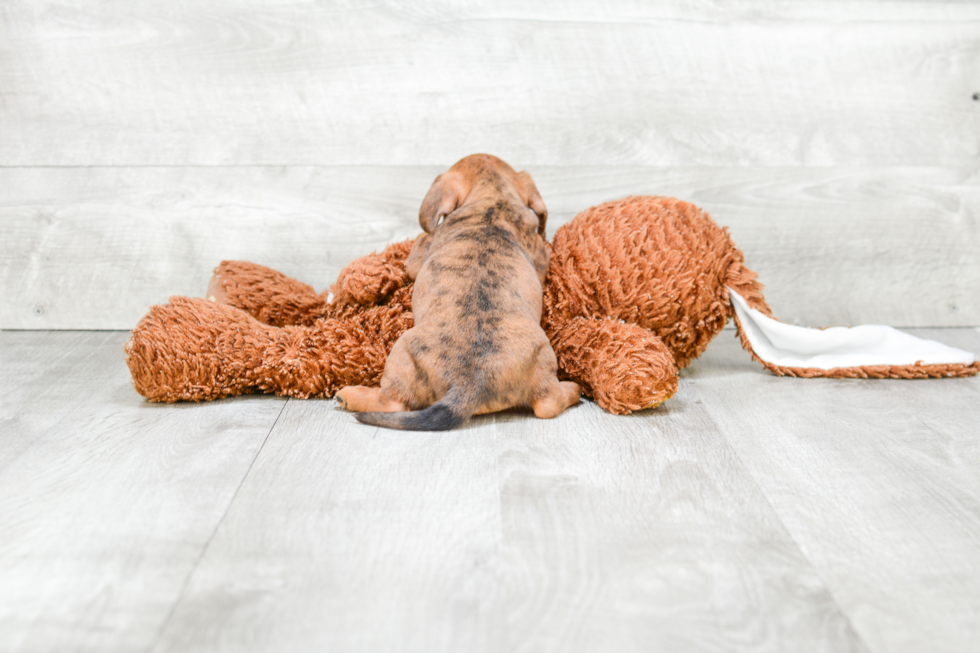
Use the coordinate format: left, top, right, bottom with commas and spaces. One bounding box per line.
126, 293, 414, 402
205, 272, 229, 304
126, 297, 274, 402
207, 260, 330, 327
547, 317, 679, 415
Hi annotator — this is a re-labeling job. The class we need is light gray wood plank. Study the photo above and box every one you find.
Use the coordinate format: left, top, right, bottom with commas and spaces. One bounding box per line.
151, 393, 867, 652
149, 400, 508, 653
0, 331, 287, 653
1, 166, 977, 329
685, 328, 980, 653
494, 395, 865, 653
5, 329, 978, 651
0, 331, 115, 473
1, 1, 977, 166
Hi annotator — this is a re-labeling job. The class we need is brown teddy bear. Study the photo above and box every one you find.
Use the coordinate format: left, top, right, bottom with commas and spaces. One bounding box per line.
125, 196, 978, 415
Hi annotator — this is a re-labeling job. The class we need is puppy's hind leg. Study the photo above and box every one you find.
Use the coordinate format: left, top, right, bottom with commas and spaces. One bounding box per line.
532, 380, 581, 419
527, 344, 581, 419
336, 332, 420, 413
335, 385, 407, 413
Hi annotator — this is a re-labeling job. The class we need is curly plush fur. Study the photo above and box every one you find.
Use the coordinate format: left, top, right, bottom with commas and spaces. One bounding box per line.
130, 195, 972, 416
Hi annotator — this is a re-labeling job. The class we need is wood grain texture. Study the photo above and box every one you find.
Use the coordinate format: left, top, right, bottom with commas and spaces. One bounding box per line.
492, 394, 865, 653
151, 394, 866, 653
4, 330, 979, 652
149, 400, 508, 653
0, 1, 977, 166
685, 328, 980, 653
0, 331, 286, 653
1, 165, 977, 329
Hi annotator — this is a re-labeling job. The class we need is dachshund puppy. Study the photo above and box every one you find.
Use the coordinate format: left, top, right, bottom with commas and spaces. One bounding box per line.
336, 154, 581, 430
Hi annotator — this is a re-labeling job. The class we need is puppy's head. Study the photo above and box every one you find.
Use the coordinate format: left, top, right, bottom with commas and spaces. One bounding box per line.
419, 154, 548, 236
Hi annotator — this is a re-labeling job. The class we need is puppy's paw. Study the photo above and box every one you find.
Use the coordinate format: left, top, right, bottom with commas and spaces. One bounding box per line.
334, 385, 406, 413
335, 388, 353, 411
532, 381, 582, 419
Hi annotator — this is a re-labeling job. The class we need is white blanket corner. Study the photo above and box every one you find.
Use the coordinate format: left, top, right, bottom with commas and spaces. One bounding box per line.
728, 288, 975, 370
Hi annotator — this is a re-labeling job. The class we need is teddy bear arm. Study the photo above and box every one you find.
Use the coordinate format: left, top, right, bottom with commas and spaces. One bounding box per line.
548, 316, 679, 415
208, 261, 330, 327
330, 238, 415, 308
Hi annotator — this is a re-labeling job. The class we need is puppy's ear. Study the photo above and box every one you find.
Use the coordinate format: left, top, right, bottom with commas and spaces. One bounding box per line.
419, 172, 466, 233
517, 172, 548, 237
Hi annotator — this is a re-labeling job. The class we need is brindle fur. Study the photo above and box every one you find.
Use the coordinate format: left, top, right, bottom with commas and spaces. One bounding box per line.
336, 154, 581, 430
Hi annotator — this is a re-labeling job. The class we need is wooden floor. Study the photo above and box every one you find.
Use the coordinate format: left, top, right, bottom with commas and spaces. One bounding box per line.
1, 329, 978, 653
3, 2, 977, 651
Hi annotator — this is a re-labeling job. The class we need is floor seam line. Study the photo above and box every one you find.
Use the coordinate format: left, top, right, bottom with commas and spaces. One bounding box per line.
685, 377, 875, 653
143, 397, 290, 653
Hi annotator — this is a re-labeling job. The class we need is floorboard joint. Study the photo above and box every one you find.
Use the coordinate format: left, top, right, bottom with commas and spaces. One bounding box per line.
684, 377, 874, 653
144, 397, 290, 653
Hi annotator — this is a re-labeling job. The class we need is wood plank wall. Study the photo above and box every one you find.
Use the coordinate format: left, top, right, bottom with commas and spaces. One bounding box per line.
1, 1, 978, 329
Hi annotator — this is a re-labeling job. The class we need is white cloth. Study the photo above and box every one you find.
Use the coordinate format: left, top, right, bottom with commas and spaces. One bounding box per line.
728, 289, 975, 370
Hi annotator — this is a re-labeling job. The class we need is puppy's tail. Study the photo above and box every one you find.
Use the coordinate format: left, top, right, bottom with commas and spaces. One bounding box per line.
354, 388, 473, 431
